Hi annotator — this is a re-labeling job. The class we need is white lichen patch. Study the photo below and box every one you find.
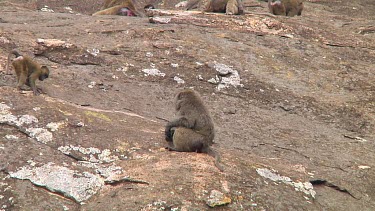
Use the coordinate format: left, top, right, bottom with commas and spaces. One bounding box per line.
5, 135, 19, 141
292, 181, 315, 197
40, 6, 54, 13
1, 103, 38, 126
142, 69, 166, 77
0, 114, 17, 125
143, 200, 170, 210
58, 145, 101, 155
58, 145, 119, 163
1, 114, 39, 127
96, 164, 123, 179
208, 62, 244, 90
10, 162, 104, 202
26, 128, 53, 144
208, 75, 220, 84
0, 103, 54, 145
97, 149, 119, 163
76, 161, 99, 169
46, 122, 65, 132
0, 103, 11, 114
26, 160, 37, 167
256, 168, 316, 198
256, 168, 292, 182
76, 162, 123, 180
18, 115, 39, 125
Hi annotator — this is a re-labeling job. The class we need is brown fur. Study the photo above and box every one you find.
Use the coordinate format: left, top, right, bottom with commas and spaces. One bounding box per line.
186, 0, 244, 15
206, 0, 244, 15
93, 0, 144, 16
7, 50, 49, 96
268, 0, 303, 17
185, 0, 204, 10
165, 89, 223, 171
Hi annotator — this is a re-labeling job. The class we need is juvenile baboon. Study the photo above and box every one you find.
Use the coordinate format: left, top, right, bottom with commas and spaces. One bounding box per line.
205, 0, 244, 15
165, 89, 224, 171
268, 0, 303, 17
93, 0, 144, 16
186, 0, 243, 15
7, 49, 49, 96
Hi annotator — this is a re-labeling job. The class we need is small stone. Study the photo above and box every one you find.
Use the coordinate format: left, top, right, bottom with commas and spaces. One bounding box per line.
223, 108, 236, 114
146, 52, 153, 57
206, 190, 231, 207
208, 76, 220, 84
174, 76, 185, 84
77, 122, 85, 127
358, 165, 370, 170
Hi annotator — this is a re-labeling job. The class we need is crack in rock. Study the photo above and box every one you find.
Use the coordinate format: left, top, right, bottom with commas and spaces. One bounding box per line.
76, 161, 123, 179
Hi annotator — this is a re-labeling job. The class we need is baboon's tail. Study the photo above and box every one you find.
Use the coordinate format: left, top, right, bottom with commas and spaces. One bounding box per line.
206, 147, 224, 172
6, 50, 22, 74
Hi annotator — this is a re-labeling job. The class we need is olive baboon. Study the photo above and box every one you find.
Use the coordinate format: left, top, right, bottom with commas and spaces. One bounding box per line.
268, 0, 303, 16
186, 0, 244, 15
93, 0, 144, 16
6, 49, 49, 96
165, 89, 223, 171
